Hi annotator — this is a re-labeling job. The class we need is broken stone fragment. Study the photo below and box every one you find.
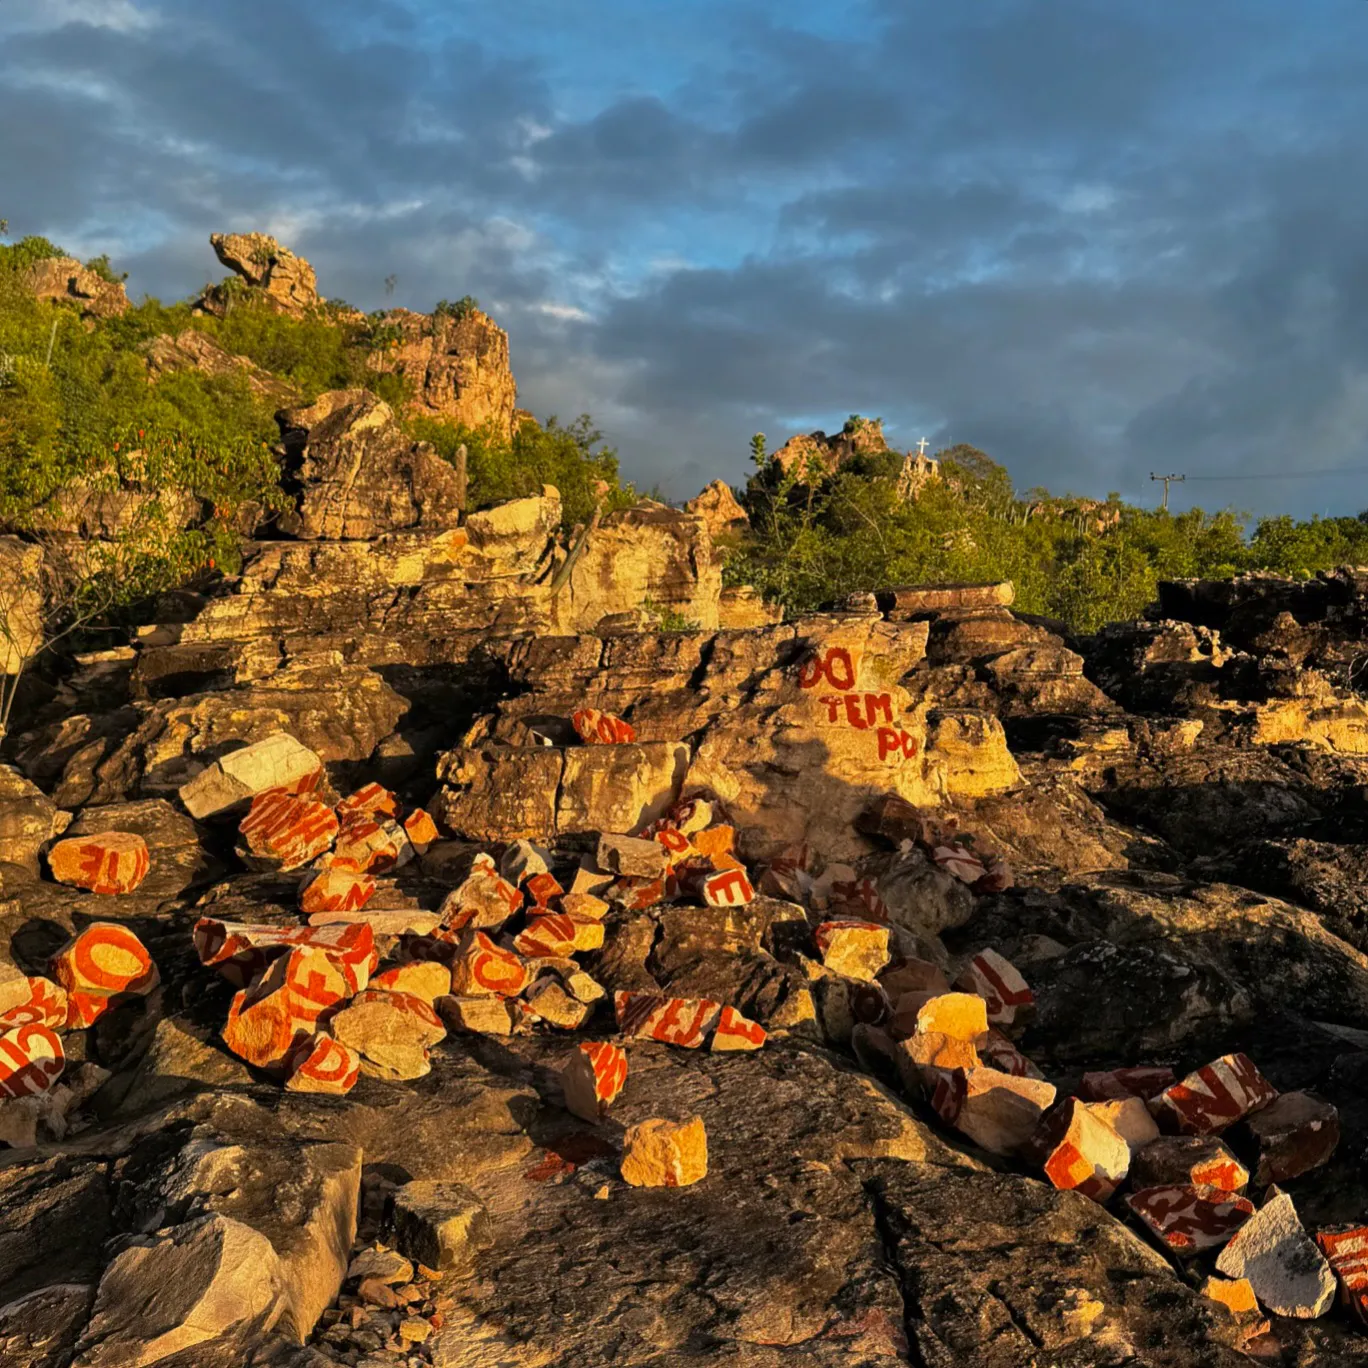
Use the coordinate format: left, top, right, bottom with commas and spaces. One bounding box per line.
597, 833, 668, 879
1316, 1225, 1368, 1326
974, 1028, 1046, 1080
1126, 1184, 1255, 1255
437, 862, 523, 931
900, 1031, 980, 1079
932, 843, 988, 885
336, 781, 399, 821
1150, 1053, 1278, 1135
330, 989, 446, 1081
1081, 1095, 1160, 1152
571, 707, 636, 745
1216, 1189, 1335, 1319
222, 946, 350, 1072
446, 930, 530, 997
953, 948, 1033, 1027
513, 913, 580, 959
0, 973, 68, 1029
615, 990, 722, 1047
524, 870, 564, 908
329, 811, 413, 874
0, 1022, 65, 1098
1130, 1135, 1250, 1193
1235, 1090, 1339, 1185
931, 1065, 1057, 1156
179, 732, 324, 819
390, 1182, 492, 1272
193, 917, 377, 991
236, 789, 338, 872
913, 991, 989, 1042
284, 1033, 362, 1094
1079, 1065, 1177, 1102
1038, 1097, 1131, 1202
500, 837, 552, 884
47, 831, 151, 894
620, 1115, 708, 1188
50, 922, 159, 1028
700, 866, 756, 907
370, 960, 452, 1004
436, 994, 517, 1034
347, 1247, 413, 1285
300, 866, 377, 915
652, 824, 699, 868
523, 976, 591, 1029
1201, 1274, 1260, 1318
560, 890, 609, 921
814, 920, 890, 981
563, 1040, 628, 1121
711, 1004, 767, 1052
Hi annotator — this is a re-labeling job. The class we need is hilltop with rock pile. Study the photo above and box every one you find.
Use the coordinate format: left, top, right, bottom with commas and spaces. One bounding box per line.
12, 233, 1368, 1366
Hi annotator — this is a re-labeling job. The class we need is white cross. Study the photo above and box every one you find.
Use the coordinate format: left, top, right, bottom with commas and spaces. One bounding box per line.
916, 437, 930, 456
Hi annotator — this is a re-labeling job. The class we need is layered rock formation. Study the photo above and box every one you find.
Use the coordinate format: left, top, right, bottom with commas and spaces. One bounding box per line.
20, 257, 129, 320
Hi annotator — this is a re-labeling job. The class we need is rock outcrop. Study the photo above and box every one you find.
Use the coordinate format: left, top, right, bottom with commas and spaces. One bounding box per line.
365, 306, 519, 439
20, 257, 129, 320
208, 231, 320, 316
142, 329, 296, 404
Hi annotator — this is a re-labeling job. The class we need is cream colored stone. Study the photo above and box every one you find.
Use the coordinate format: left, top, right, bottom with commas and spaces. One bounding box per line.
620, 1116, 708, 1189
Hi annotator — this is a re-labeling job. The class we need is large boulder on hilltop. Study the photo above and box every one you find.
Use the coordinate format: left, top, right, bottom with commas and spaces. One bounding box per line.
685, 480, 748, 541
275, 389, 465, 540
772, 416, 890, 479
208, 231, 319, 316
20, 257, 129, 320
365, 305, 518, 438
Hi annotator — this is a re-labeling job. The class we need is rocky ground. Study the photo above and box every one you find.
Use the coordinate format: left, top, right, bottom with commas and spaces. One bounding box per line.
11, 387, 1368, 1364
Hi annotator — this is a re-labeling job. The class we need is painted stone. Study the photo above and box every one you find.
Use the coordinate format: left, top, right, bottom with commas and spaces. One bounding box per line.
370, 960, 453, 1004
1316, 1225, 1368, 1326
50, 923, 159, 1028
700, 867, 755, 907
336, 782, 399, 821
237, 789, 338, 872
48, 832, 151, 894
284, 1033, 361, 1095
571, 707, 636, 745
299, 867, 377, 916
1080, 1066, 1176, 1102
711, 1004, 767, 1052
329, 989, 446, 1082
614, 991, 722, 1048
0, 1023, 64, 1098
0, 975, 68, 1030
954, 948, 1033, 1027
1130, 1135, 1249, 1193
563, 1041, 629, 1121
513, 914, 579, 959
192, 918, 376, 992
1039, 1098, 1131, 1202
1239, 1090, 1339, 1186
437, 862, 523, 931
1126, 1184, 1255, 1255
1151, 1054, 1278, 1135
329, 812, 413, 874
447, 931, 531, 998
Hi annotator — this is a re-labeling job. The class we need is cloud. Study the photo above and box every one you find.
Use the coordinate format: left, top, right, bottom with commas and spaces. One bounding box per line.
7, 0, 1368, 515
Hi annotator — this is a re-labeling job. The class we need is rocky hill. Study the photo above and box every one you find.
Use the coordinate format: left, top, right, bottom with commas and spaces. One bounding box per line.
11, 237, 1368, 1365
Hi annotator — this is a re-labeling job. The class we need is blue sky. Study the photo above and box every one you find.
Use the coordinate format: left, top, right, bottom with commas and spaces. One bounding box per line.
6, 0, 1368, 517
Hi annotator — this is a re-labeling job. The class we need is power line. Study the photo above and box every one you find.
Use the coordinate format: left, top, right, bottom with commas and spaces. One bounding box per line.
1182, 468, 1368, 482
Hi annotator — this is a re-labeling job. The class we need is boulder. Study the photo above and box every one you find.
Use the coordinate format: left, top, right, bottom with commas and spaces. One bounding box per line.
21, 256, 128, 319
276, 390, 466, 540
209, 231, 319, 315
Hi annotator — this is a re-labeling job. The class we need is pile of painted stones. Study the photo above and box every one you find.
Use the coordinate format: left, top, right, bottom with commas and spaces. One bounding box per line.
0, 829, 162, 1142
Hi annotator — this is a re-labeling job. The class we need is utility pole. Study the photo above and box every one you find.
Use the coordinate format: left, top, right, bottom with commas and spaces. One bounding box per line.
1150, 471, 1185, 511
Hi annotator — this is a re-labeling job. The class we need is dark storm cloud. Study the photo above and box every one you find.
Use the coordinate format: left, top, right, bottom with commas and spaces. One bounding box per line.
9, 0, 1368, 513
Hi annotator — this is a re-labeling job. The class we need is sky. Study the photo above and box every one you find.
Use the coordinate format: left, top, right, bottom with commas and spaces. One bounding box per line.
5, 0, 1368, 517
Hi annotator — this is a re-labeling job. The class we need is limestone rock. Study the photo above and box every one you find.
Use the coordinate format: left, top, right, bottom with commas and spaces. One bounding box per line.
179, 733, 323, 819
330, 989, 446, 1081
1131, 1136, 1249, 1193
684, 480, 748, 541
1038, 1097, 1131, 1202
276, 390, 466, 540
390, 1182, 492, 1272
620, 1115, 708, 1188
597, 833, 667, 879
365, 305, 518, 438
21, 256, 128, 319
1215, 1189, 1335, 1318
210, 231, 319, 315
814, 920, 890, 981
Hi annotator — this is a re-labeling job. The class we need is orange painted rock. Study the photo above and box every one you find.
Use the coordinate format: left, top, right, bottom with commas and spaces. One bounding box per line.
193, 918, 377, 991
954, 949, 1033, 1027
1126, 1184, 1255, 1255
614, 991, 721, 1048
448, 931, 531, 998
700, 867, 755, 907
1039, 1097, 1131, 1202
1317, 1226, 1368, 1325
1131, 1135, 1249, 1193
652, 826, 698, 869
237, 789, 339, 872
932, 843, 988, 885
1151, 1054, 1278, 1135
571, 707, 636, 745
336, 782, 399, 821
974, 1028, 1046, 1080
284, 1033, 361, 1095
330, 812, 413, 874
0, 974, 68, 1030
438, 861, 523, 932
402, 807, 440, 856
524, 871, 564, 908
0, 1023, 64, 1098
299, 867, 377, 916
711, 1005, 767, 1052
329, 989, 446, 1081
563, 1041, 628, 1122
612, 874, 673, 912
691, 828, 735, 864
513, 914, 579, 959
815, 920, 890, 981
50, 923, 159, 1028
371, 960, 452, 1004
48, 832, 150, 895
221, 946, 348, 1071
